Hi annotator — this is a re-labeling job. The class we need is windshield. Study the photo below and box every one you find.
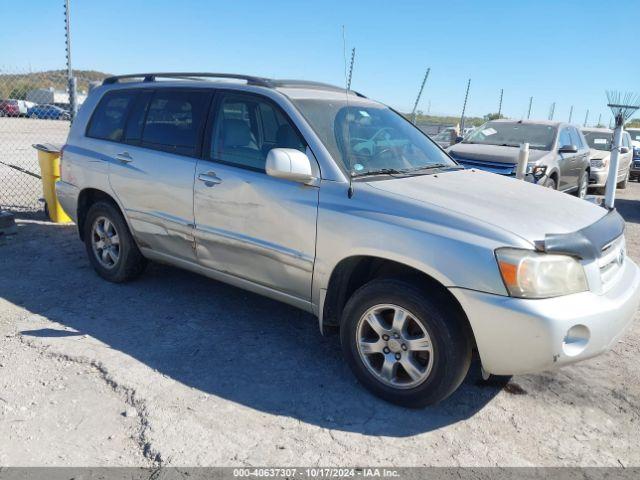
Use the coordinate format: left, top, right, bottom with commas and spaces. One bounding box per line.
627, 129, 640, 142
582, 130, 612, 151
463, 121, 557, 150
290, 98, 456, 176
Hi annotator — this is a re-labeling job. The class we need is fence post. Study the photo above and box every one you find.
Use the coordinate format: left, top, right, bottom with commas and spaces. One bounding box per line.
64, 0, 77, 121
516, 143, 529, 180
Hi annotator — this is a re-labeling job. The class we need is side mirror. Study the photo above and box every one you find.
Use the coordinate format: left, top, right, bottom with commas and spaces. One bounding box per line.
619, 146, 630, 154
455, 136, 464, 143
266, 148, 315, 183
558, 144, 578, 153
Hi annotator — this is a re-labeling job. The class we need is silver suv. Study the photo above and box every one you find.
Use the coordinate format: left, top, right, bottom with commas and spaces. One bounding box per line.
56, 73, 640, 407
448, 120, 591, 197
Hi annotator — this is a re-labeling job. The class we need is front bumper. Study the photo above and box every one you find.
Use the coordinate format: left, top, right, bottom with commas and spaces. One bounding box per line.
589, 169, 608, 188
450, 257, 640, 375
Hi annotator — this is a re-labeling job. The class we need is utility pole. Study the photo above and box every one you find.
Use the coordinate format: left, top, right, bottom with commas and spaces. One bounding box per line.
497, 88, 503, 117
64, 0, 77, 121
527, 96, 533, 119
346, 47, 355, 90
548, 102, 556, 120
459, 78, 471, 133
597, 113, 602, 126
410, 68, 430, 124
583, 109, 589, 127
568, 105, 573, 123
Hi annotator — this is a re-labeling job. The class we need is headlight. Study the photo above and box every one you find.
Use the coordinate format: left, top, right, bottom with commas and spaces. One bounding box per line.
590, 157, 608, 169
526, 164, 547, 177
495, 248, 588, 298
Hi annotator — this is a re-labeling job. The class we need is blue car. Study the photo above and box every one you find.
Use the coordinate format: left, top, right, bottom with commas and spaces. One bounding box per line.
27, 104, 70, 120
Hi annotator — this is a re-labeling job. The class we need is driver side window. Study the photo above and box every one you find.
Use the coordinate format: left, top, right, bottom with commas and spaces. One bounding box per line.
558, 128, 572, 148
210, 93, 306, 171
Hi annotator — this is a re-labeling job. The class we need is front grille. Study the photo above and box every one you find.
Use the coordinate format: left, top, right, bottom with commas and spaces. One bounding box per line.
451, 156, 516, 176
598, 235, 625, 289
633, 160, 640, 169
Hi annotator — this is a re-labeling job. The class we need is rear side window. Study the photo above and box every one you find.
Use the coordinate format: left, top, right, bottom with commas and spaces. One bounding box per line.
141, 90, 211, 156
87, 91, 136, 141
124, 91, 153, 144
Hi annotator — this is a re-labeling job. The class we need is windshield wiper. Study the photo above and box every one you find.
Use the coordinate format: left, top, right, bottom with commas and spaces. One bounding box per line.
403, 163, 464, 173
351, 168, 405, 177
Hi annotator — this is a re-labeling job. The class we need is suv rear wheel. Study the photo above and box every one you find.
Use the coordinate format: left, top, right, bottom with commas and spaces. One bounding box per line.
83, 201, 147, 282
340, 278, 472, 407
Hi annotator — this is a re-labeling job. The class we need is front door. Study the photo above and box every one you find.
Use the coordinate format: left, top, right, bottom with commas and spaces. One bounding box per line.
557, 127, 578, 191
193, 92, 319, 300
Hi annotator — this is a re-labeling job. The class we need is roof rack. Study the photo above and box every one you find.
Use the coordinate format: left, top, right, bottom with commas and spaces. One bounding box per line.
101, 72, 366, 96
102, 72, 273, 86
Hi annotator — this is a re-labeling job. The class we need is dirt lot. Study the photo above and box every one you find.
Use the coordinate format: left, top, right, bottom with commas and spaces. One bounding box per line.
1, 184, 639, 467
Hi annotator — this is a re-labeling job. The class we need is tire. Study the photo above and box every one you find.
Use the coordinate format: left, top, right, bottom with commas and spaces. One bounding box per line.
617, 168, 630, 189
83, 201, 147, 282
340, 278, 472, 408
543, 176, 557, 190
574, 170, 588, 199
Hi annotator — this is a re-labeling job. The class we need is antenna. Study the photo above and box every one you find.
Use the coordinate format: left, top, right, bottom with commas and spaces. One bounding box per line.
497, 89, 503, 117
583, 109, 589, 127
347, 48, 356, 90
411, 68, 431, 124
459, 78, 471, 133
568, 105, 573, 123
548, 102, 556, 120
603, 91, 640, 209
342, 26, 355, 199
527, 96, 533, 119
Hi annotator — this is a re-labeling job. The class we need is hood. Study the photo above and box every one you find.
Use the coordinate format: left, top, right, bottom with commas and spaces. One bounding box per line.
367, 169, 606, 242
589, 149, 610, 161
447, 142, 550, 164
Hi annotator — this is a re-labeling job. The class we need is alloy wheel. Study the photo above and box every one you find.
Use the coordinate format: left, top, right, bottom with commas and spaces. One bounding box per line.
356, 304, 434, 389
91, 216, 120, 269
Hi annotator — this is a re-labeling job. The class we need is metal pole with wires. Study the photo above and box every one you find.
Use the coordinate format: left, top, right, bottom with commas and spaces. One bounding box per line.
548, 102, 555, 120
584, 109, 589, 127
64, 0, 77, 121
527, 96, 533, 119
410, 68, 430, 124
568, 105, 573, 123
604, 91, 640, 209
498, 88, 503, 117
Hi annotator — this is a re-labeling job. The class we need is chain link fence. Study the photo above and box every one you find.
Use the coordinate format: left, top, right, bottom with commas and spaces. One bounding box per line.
0, 69, 105, 213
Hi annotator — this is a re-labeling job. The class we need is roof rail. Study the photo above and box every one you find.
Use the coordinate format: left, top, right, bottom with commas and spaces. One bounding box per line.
102, 72, 273, 86
101, 72, 367, 97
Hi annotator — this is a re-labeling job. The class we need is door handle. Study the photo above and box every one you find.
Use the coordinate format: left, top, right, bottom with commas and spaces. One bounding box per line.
115, 152, 133, 163
197, 171, 222, 186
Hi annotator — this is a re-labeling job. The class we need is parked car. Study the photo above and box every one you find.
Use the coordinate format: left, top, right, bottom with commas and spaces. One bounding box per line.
627, 128, 640, 181
448, 120, 591, 197
0, 99, 21, 117
581, 128, 633, 192
27, 104, 70, 120
431, 127, 458, 148
56, 73, 640, 407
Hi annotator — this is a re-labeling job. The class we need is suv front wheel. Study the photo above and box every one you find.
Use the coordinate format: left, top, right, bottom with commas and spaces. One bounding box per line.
83, 201, 147, 283
340, 278, 472, 407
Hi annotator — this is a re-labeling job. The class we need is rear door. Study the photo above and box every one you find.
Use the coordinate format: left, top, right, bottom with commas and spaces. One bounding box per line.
104, 88, 213, 262
193, 91, 319, 301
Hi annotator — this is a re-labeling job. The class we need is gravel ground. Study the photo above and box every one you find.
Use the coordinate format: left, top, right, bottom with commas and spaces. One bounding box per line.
0, 184, 639, 467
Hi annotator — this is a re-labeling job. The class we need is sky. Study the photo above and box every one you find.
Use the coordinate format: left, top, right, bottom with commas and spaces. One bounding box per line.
2, 0, 639, 123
